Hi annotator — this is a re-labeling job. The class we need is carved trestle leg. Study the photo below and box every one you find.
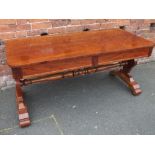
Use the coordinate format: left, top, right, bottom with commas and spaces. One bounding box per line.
110, 59, 142, 95
12, 68, 31, 127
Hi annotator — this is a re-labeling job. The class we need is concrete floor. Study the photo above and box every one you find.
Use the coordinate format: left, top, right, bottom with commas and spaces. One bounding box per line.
0, 62, 155, 135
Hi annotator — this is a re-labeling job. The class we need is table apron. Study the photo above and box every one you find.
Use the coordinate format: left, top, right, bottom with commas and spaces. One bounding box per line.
19, 47, 150, 80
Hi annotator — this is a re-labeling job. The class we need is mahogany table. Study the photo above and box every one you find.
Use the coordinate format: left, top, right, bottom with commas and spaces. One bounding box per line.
6, 29, 154, 127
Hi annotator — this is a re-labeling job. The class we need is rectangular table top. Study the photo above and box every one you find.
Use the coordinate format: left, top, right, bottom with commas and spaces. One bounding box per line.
6, 29, 154, 68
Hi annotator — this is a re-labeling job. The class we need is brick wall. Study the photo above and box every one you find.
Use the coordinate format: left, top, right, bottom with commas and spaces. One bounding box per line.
0, 19, 155, 90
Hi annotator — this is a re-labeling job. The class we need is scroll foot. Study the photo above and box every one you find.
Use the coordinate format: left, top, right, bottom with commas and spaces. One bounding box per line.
110, 70, 142, 96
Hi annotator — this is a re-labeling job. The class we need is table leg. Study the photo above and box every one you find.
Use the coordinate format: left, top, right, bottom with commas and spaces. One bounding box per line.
110, 60, 142, 96
12, 68, 31, 127
16, 81, 31, 127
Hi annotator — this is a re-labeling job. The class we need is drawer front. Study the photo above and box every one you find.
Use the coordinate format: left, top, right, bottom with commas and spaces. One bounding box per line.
22, 57, 92, 79
22, 48, 150, 79
98, 48, 150, 65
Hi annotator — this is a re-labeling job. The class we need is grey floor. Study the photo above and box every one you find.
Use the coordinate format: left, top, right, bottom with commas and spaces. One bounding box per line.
0, 62, 155, 135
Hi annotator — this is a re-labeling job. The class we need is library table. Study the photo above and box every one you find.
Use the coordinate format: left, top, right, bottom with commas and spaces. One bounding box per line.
6, 29, 154, 127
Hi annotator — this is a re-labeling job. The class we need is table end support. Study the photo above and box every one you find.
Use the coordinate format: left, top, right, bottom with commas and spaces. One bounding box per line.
16, 82, 31, 127
110, 60, 142, 96
12, 68, 31, 127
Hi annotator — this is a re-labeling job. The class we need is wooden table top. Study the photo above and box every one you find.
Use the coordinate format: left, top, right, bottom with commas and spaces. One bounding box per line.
6, 29, 154, 68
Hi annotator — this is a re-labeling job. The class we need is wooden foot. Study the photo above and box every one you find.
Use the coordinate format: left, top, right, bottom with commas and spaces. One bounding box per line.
110, 60, 142, 96
16, 82, 31, 127
110, 70, 142, 95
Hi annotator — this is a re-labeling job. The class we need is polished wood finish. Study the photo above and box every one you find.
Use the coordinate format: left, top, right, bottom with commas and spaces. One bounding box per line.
6, 29, 154, 68
6, 29, 154, 127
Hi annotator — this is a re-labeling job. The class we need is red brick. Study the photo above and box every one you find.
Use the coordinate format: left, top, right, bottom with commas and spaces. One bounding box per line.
0, 32, 16, 40
16, 19, 29, 25
16, 31, 27, 38
84, 23, 100, 30
66, 25, 84, 33
130, 19, 144, 24
80, 19, 96, 25
105, 19, 113, 22
48, 27, 66, 34
16, 24, 31, 31
70, 20, 81, 25
96, 19, 110, 23
29, 19, 49, 23
125, 26, 137, 33
111, 19, 130, 26
96, 19, 111, 23
116, 19, 130, 23
0, 19, 16, 25
32, 22, 51, 29
51, 19, 71, 27
144, 19, 155, 24
131, 20, 154, 31
0, 25, 16, 33
27, 30, 40, 36
27, 29, 48, 37
130, 19, 147, 28
100, 23, 119, 29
